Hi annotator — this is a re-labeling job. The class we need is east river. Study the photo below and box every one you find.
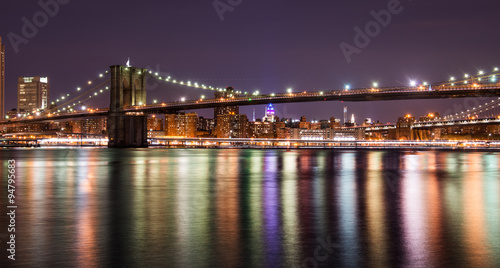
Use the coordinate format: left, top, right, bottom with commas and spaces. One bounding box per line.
0, 148, 499, 267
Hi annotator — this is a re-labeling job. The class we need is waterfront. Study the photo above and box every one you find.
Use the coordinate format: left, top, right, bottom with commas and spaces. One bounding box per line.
1, 148, 500, 267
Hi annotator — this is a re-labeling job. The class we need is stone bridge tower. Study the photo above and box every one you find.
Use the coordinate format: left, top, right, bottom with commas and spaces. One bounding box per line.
107, 65, 148, 148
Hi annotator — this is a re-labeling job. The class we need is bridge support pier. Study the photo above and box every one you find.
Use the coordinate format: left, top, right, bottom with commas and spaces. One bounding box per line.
108, 112, 148, 148
107, 65, 149, 148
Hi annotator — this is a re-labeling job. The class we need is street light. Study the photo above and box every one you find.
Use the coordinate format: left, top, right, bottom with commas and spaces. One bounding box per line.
287, 88, 293, 93
409, 80, 417, 87
372, 82, 378, 88
345, 84, 350, 90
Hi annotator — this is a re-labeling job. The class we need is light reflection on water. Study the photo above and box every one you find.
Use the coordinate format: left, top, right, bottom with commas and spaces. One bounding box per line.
0, 148, 499, 267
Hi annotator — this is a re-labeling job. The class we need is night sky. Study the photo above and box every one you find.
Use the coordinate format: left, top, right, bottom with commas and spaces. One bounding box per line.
1, 0, 500, 122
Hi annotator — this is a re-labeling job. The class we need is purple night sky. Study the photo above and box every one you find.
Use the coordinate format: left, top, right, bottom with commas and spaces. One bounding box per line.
1, 0, 500, 122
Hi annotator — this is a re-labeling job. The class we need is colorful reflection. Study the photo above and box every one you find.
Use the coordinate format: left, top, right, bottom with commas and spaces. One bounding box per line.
0, 149, 499, 267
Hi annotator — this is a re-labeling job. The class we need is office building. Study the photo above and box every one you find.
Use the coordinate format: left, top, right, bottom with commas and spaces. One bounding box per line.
216, 113, 248, 138
263, 103, 276, 122
165, 112, 198, 137
0, 36, 4, 119
214, 87, 239, 125
17, 76, 50, 113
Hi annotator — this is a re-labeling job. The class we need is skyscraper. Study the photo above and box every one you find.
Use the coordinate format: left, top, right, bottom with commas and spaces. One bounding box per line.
0, 36, 5, 119
214, 86, 239, 125
17, 76, 50, 113
263, 103, 275, 122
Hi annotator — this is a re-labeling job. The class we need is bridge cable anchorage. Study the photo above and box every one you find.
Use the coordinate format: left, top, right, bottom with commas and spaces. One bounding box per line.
49, 71, 110, 115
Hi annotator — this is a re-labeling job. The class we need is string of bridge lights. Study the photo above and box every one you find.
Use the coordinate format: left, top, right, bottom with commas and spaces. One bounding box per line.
51, 71, 110, 110
445, 98, 500, 121
52, 80, 110, 114
442, 67, 499, 86
147, 71, 250, 98
53, 84, 110, 114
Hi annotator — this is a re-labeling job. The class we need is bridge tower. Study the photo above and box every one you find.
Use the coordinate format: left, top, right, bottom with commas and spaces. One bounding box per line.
107, 65, 149, 148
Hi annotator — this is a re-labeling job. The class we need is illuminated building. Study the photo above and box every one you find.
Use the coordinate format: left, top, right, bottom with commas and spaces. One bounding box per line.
147, 115, 164, 131
419, 112, 441, 122
276, 127, 291, 139
147, 115, 165, 138
310, 120, 321, 130
17, 76, 50, 113
165, 112, 198, 137
396, 114, 416, 140
197, 117, 215, 137
333, 128, 365, 141
216, 113, 248, 138
214, 86, 239, 126
198, 116, 215, 132
291, 128, 334, 140
249, 120, 274, 138
263, 103, 276, 122
329, 117, 341, 129
62, 118, 107, 135
0, 36, 4, 119
299, 116, 311, 129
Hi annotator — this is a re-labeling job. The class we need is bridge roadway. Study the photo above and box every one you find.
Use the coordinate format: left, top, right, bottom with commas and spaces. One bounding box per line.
2, 84, 500, 124
128, 84, 500, 113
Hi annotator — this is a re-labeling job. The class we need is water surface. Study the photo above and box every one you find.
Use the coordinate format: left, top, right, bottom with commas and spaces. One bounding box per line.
0, 148, 499, 267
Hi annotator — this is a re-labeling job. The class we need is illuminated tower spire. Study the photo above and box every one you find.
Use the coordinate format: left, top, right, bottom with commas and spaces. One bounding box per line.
264, 103, 275, 122
343, 106, 347, 124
